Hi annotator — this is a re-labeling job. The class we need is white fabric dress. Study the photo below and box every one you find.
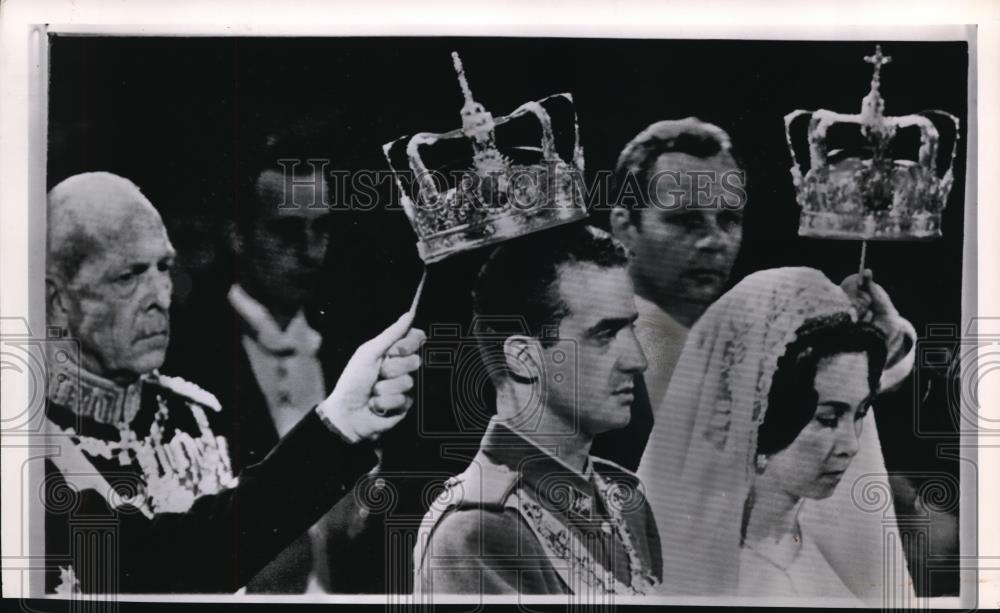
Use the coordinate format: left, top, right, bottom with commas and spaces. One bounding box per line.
636, 267, 916, 605
738, 508, 859, 602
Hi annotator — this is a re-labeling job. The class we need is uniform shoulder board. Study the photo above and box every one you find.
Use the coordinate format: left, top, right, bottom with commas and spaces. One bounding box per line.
414, 454, 522, 585
149, 373, 222, 412
441, 453, 520, 512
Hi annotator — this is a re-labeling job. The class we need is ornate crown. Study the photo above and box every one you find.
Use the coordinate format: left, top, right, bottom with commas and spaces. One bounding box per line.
383, 53, 588, 263
784, 46, 960, 240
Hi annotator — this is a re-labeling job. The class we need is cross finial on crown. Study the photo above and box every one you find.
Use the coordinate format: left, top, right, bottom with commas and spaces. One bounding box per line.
860, 45, 893, 126
864, 45, 892, 88
783, 44, 961, 241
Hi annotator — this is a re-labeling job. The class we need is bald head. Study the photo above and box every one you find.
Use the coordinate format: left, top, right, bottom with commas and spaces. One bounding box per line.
46, 172, 176, 382
48, 172, 169, 285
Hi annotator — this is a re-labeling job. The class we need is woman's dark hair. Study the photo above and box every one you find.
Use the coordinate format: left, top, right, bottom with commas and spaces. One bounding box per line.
756, 314, 889, 457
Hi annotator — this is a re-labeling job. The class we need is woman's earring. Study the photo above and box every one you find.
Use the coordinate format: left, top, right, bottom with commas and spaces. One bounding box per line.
754, 453, 769, 474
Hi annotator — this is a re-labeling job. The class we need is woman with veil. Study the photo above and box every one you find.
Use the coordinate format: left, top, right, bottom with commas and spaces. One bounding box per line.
637, 267, 916, 605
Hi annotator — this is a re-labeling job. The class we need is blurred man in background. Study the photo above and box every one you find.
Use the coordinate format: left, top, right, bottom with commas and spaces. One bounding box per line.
166, 124, 374, 593
608, 118, 746, 410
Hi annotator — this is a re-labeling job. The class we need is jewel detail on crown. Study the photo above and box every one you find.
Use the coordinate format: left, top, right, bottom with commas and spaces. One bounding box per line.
384, 52, 588, 263
784, 45, 960, 241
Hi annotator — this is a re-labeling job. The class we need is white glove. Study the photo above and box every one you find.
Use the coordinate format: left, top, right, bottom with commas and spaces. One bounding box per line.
840, 269, 916, 391
317, 311, 426, 442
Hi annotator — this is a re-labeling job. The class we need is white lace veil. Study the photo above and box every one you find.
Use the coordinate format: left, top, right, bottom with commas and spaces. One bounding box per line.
637, 267, 913, 604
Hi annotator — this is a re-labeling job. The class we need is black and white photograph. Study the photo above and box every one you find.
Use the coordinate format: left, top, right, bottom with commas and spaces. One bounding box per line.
0, 2, 993, 610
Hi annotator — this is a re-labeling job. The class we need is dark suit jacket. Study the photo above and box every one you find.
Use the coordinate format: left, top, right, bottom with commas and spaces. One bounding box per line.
166, 294, 353, 473
165, 292, 378, 593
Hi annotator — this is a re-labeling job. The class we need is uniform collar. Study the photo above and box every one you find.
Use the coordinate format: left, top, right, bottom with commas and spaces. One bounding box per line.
46, 350, 146, 425
480, 418, 598, 520
227, 284, 322, 357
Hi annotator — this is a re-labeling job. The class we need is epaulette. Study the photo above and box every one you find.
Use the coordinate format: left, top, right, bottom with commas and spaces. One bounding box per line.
147, 373, 222, 412
436, 453, 520, 512
414, 452, 522, 589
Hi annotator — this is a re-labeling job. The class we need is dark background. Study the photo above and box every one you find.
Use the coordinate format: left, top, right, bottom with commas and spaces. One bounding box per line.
48, 36, 969, 595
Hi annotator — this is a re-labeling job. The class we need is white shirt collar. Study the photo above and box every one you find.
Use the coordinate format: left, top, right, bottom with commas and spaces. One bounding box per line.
227, 284, 322, 356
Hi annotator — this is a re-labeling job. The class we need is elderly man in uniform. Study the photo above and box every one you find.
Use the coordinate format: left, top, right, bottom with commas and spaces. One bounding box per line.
43, 171, 424, 593
413, 224, 661, 596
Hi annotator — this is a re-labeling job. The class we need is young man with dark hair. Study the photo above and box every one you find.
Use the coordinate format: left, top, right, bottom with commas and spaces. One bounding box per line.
413, 224, 662, 596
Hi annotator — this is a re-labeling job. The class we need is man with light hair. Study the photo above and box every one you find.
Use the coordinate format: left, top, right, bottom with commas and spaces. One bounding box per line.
44, 171, 424, 593
608, 118, 747, 412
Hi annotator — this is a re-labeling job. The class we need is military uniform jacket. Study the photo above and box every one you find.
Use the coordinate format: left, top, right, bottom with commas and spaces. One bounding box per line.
44, 360, 377, 593
413, 419, 662, 595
